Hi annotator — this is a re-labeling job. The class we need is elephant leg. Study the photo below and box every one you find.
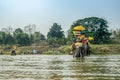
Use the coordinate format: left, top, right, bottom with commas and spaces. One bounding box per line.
84, 48, 87, 56
85, 45, 88, 56
82, 44, 86, 56
82, 47, 86, 56
80, 47, 84, 57
85, 44, 88, 56
75, 48, 79, 57
83, 44, 89, 56
74, 47, 85, 58
74, 47, 80, 58
87, 48, 90, 56
72, 47, 76, 57
82, 48, 84, 56
73, 49, 77, 57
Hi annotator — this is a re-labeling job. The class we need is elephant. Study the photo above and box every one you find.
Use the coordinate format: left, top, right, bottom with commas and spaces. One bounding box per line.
72, 43, 90, 58
73, 46, 84, 58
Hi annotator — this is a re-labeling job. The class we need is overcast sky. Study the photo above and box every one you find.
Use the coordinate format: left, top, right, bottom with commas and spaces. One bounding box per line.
0, 0, 120, 36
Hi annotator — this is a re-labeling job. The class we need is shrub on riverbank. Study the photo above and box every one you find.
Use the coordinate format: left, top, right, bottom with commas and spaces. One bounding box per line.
58, 45, 71, 54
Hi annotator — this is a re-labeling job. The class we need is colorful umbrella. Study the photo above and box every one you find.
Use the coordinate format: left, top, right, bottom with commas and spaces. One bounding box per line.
73, 26, 85, 31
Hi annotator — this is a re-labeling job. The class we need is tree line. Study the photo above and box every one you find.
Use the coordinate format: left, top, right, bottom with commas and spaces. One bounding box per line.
0, 17, 119, 46
0, 24, 46, 46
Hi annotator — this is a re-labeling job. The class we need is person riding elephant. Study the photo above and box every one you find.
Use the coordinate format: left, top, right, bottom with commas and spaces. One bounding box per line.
82, 37, 90, 56
11, 49, 16, 55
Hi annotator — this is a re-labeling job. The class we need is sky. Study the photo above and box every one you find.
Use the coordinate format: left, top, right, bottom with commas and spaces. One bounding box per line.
0, 0, 120, 36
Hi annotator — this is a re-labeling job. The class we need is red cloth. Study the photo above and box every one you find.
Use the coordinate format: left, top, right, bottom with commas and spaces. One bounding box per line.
82, 37, 88, 44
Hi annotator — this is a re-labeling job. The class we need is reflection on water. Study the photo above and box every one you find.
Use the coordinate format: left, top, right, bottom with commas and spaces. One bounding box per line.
0, 55, 120, 80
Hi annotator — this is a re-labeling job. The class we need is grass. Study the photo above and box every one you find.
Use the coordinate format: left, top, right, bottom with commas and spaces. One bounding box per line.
0, 44, 120, 55
90, 44, 120, 54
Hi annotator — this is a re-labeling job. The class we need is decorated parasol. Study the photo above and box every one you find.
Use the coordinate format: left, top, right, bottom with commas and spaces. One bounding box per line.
73, 26, 85, 31
73, 26, 85, 36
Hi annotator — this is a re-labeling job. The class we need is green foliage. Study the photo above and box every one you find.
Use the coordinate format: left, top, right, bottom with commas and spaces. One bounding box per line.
47, 37, 67, 47
0, 31, 6, 44
3, 45, 11, 50
58, 45, 71, 54
68, 17, 111, 44
47, 23, 64, 38
0, 31, 15, 44
24, 24, 36, 44
13, 28, 31, 45
0, 18, 113, 45
15, 33, 30, 46
4, 34, 15, 44
47, 23, 66, 46
0, 26, 46, 45
14, 28, 23, 37
33, 32, 46, 43
43, 50, 56, 54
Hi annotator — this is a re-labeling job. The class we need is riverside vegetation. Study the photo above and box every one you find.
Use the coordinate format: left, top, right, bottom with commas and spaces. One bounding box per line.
0, 17, 120, 55
0, 44, 120, 55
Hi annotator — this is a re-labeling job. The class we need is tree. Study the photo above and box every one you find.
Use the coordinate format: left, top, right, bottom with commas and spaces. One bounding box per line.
47, 23, 64, 38
68, 17, 111, 44
0, 31, 6, 44
4, 34, 15, 44
1, 26, 13, 35
24, 24, 36, 44
0, 31, 15, 44
15, 33, 30, 46
13, 28, 24, 44
24, 24, 36, 35
47, 23, 66, 46
33, 32, 46, 43
39, 33, 46, 41
14, 28, 23, 37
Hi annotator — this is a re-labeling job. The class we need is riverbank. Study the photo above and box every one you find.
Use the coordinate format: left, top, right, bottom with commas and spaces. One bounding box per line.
0, 44, 120, 55
58, 44, 120, 54
90, 44, 120, 54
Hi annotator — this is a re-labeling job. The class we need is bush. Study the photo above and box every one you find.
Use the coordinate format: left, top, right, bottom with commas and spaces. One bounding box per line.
43, 50, 56, 54
58, 45, 71, 54
3, 45, 11, 50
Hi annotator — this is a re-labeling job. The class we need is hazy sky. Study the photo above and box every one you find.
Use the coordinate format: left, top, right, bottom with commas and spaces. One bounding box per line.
0, 0, 120, 36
